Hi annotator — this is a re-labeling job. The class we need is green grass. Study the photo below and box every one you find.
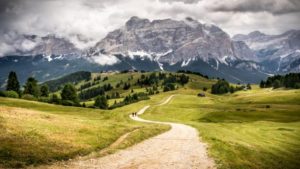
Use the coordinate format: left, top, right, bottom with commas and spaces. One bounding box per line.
0, 97, 170, 168
2, 71, 300, 169
143, 88, 300, 169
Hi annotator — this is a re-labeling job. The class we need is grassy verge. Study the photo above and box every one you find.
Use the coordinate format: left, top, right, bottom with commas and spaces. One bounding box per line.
0, 96, 170, 168
143, 88, 300, 169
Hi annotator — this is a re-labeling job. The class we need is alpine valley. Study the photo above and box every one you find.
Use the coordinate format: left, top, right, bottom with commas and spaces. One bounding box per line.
1, 16, 300, 87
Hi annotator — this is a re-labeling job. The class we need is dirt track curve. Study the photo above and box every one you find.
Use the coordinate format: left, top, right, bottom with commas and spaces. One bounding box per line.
38, 95, 215, 169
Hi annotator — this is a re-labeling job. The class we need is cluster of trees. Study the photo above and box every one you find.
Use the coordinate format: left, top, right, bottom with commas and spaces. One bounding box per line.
80, 82, 93, 90
211, 80, 230, 94
94, 95, 108, 109
146, 86, 159, 95
0, 71, 50, 99
110, 92, 149, 109
79, 83, 113, 100
43, 71, 91, 92
1, 71, 193, 110
123, 82, 131, 90
177, 70, 209, 79
79, 76, 103, 90
59, 84, 80, 106
136, 72, 189, 93
163, 83, 176, 92
211, 79, 251, 94
1, 71, 83, 106
137, 73, 159, 86
260, 73, 300, 89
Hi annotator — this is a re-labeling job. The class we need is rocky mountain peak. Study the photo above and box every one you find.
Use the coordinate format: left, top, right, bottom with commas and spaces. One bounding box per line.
91, 16, 253, 65
125, 16, 151, 30
248, 31, 266, 38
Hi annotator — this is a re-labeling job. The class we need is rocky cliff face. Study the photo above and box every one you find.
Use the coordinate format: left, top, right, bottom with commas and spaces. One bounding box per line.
5, 16, 300, 84
91, 16, 255, 66
233, 30, 300, 73
5, 34, 82, 58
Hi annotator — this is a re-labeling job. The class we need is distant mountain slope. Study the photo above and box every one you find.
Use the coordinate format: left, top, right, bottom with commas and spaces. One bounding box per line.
233, 30, 300, 73
88, 16, 268, 83
3, 17, 300, 85
42, 71, 92, 92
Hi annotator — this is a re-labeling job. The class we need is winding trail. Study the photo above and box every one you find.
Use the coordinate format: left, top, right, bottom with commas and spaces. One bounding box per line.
43, 95, 215, 169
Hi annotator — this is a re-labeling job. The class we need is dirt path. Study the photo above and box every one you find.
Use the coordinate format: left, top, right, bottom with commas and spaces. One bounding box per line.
41, 95, 215, 169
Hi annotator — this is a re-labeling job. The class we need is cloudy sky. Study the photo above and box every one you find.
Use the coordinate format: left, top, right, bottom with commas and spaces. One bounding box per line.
0, 0, 300, 52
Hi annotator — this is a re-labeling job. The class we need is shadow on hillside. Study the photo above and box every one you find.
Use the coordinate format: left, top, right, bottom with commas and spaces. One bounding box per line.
0, 126, 83, 168
198, 109, 300, 123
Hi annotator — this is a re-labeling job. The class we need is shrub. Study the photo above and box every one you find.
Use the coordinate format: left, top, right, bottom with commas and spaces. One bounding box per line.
94, 95, 108, 109
22, 94, 37, 101
0, 91, 5, 97
211, 80, 230, 94
38, 97, 50, 103
163, 83, 176, 92
2, 90, 19, 98
50, 94, 60, 104
23, 77, 40, 97
6, 71, 20, 94
61, 84, 79, 104
61, 100, 75, 106
295, 83, 300, 89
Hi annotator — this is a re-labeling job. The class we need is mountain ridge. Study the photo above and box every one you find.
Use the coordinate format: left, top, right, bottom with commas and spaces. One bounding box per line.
1, 16, 299, 86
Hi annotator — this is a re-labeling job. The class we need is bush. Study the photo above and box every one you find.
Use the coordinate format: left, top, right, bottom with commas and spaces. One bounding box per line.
0, 91, 5, 97
94, 95, 108, 109
61, 100, 75, 106
211, 80, 230, 94
61, 83, 79, 104
38, 97, 50, 103
2, 90, 19, 98
295, 83, 300, 89
163, 83, 176, 92
50, 94, 60, 104
22, 94, 37, 101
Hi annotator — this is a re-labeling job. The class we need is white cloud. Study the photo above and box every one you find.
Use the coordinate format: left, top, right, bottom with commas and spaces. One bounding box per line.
20, 39, 37, 51
91, 54, 120, 65
0, 0, 299, 54
0, 41, 15, 56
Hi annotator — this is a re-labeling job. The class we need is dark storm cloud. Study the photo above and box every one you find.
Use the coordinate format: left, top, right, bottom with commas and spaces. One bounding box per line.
0, 0, 20, 30
210, 0, 300, 15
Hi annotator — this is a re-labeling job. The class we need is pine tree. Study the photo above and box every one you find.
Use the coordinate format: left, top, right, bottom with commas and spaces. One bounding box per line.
259, 80, 265, 88
61, 84, 79, 104
247, 83, 252, 90
211, 80, 230, 94
24, 77, 39, 97
40, 84, 49, 97
6, 71, 20, 94
94, 95, 108, 109
51, 94, 60, 104
273, 80, 281, 89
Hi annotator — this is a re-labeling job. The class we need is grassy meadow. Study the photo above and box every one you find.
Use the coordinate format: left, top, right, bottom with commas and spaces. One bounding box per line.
143, 87, 300, 169
1, 71, 299, 169
0, 96, 170, 168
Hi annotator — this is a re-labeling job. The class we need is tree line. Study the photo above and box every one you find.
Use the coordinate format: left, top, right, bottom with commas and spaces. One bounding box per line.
1, 71, 81, 106
211, 79, 251, 94
260, 73, 300, 89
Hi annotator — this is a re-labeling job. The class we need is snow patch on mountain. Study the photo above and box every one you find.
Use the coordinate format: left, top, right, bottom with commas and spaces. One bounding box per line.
45, 55, 53, 62
181, 58, 191, 67
219, 56, 229, 65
